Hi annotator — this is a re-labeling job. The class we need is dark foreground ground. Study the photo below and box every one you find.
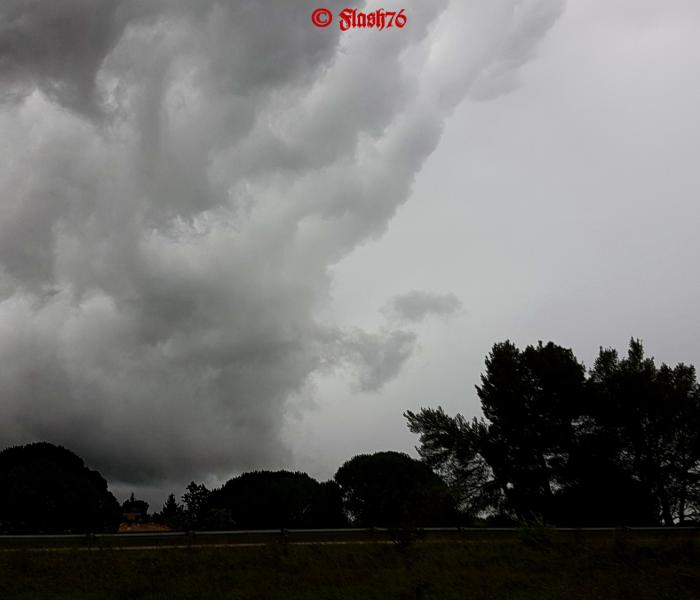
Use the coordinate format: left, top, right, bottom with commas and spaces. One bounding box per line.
1, 532, 698, 599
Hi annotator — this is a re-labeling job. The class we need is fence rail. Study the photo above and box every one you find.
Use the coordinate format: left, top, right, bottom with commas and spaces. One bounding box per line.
0, 526, 698, 550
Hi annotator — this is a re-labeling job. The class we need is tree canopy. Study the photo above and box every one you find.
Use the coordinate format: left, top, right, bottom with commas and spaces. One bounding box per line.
406, 339, 700, 526
334, 451, 457, 527
208, 471, 347, 529
0, 442, 121, 534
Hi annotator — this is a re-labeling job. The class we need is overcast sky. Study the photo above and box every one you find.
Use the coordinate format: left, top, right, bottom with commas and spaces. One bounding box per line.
1, 0, 699, 507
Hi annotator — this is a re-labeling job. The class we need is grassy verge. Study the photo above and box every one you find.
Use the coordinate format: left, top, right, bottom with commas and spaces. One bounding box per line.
0, 536, 697, 599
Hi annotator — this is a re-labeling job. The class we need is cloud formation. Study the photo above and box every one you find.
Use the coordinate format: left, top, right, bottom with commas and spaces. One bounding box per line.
383, 291, 463, 324
322, 327, 417, 393
0, 0, 565, 490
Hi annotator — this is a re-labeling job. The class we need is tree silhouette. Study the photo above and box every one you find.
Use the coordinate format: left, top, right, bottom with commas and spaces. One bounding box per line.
0, 442, 120, 534
208, 471, 346, 529
405, 407, 496, 518
181, 482, 212, 529
155, 493, 186, 529
407, 339, 700, 526
334, 451, 457, 527
587, 340, 700, 525
477, 341, 586, 521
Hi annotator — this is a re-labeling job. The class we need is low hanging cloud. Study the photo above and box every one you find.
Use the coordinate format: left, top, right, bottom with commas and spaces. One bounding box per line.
383, 291, 464, 324
0, 0, 565, 489
320, 327, 417, 393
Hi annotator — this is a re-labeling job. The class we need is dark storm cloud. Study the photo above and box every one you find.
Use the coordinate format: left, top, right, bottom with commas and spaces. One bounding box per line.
0, 0, 565, 490
0, 0, 340, 113
0, 0, 145, 112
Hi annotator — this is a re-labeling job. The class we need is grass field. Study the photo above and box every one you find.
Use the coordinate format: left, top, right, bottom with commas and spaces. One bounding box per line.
1, 532, 698, 599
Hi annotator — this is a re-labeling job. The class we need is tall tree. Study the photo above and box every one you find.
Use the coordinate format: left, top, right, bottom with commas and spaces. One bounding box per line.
407, 338, 700, 526
155, 493, 186, 530
476, 341, 586, 520
181, 482, 211, 528
587, 340, 700, 525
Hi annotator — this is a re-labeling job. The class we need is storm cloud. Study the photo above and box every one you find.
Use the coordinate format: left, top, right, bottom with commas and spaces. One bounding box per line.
0, 0, 565, 493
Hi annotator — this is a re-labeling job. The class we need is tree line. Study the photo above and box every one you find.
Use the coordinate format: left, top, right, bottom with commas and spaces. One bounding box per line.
407, 339, 700, 526
0, 338, 698, 533
0, 445, 454, 534
150, 452, 456, 532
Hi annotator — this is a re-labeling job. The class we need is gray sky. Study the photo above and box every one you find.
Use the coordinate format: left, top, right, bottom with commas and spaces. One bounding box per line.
1, 0, 699, 507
